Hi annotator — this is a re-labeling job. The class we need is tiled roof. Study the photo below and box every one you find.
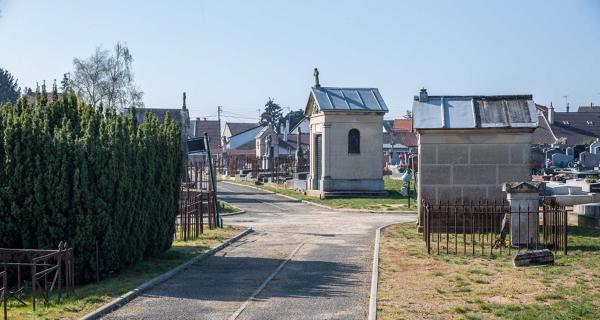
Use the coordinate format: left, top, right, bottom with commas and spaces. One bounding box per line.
127, 108, 185, 126
194, 119, 221, 150
393, 119, 413, 132
532, 115, 557, 145
413, 93, 536, 129
383, 132, 418, 147
576, 106, 600, 112
550, 111, 600, 145
226, 122, 260, 136
311, 87, 389, 112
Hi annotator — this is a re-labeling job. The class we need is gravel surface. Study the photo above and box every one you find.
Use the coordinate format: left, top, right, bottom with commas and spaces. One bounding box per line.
104, 182, 415, 320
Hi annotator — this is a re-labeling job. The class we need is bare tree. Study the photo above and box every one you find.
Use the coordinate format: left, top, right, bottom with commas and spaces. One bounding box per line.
73, 47, 107, 108
72, 42, 144, 110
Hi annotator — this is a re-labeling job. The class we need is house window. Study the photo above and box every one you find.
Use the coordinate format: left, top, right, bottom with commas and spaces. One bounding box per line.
587, 121, 594, 125
348, 129, 360, 154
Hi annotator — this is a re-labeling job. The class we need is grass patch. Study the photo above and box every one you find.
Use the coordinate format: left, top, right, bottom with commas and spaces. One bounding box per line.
6, 226, 241, 319
228, 176, 417, 211
218, 199, 242, 213
377, 224, 600, 320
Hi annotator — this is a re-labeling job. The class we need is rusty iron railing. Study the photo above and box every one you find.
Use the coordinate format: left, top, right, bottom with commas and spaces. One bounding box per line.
177, 161, 220, 241
177, 190, 218, 241
0, 242, 74, 312
215, 155, 308, 182
423, 199, 568, 256
541, 198, 569, 255
1, 270, 6, 320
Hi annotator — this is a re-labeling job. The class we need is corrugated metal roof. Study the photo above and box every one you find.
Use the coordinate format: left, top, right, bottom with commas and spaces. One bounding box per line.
412, 94, 536, 129
311, 87, 389, 112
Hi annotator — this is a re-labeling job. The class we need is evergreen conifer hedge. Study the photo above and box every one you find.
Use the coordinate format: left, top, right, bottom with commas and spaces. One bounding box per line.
0, 90, 183, 283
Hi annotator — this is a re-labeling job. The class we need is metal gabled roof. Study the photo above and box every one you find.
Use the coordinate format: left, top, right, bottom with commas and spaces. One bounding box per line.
412, 94, 537, 129
311, 87, 389, 112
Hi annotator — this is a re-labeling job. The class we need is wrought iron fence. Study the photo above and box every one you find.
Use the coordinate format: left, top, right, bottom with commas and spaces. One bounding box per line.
1, 270, 6, 320
0, 242, 75, 312
177, 161, 220, 241
177, 189, 217, 241
423, 199, 568, 256
214, 155, 309, 182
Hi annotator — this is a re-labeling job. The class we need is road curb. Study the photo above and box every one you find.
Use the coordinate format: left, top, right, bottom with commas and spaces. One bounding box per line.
80, 227, 253, 320
221, 209, 246, 217
368, 222, 403, 320
221, 181, 416, 214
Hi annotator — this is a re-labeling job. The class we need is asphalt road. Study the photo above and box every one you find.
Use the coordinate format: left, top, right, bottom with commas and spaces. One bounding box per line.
104, 182, 415, 320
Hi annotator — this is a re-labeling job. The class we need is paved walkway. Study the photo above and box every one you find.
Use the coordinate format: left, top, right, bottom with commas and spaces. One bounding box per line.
104, 182, 415, 320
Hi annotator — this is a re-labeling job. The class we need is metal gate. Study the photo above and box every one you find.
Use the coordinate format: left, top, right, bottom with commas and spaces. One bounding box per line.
315, 134, 322, 190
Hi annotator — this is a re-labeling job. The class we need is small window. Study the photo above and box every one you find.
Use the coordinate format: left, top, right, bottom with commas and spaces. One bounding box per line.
587, 121, 594, 125
562, 121, 570, 125
348, 129, 360, 154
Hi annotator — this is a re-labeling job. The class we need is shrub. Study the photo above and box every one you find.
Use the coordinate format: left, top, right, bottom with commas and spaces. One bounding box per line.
0, 91, 183, 283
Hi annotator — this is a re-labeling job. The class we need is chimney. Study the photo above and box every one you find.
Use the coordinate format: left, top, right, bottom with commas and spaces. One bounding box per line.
566, 102, 570, 113
313, 68, 320, 88
548, 102, 555, 124
419, 88, 428, 102
182, 92, 187, 110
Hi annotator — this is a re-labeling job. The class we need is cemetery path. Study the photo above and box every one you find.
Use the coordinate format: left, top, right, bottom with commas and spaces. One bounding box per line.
103, 182, 415, 320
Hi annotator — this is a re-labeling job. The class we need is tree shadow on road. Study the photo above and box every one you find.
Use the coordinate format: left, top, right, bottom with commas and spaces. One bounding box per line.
142, 255, 364, 302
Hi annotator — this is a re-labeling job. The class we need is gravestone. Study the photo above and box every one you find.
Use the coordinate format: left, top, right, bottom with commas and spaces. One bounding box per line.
503, 182, 544, 248
552, 153, 573, 168
578, 151, 600, 169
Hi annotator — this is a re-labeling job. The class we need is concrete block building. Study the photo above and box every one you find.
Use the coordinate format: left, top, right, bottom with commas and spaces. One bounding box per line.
412, 89, 537, 223
305, 69, 388, 197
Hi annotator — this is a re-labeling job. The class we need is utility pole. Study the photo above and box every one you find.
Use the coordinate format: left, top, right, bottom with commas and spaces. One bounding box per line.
258, 108, 261, 124
217, 106, 222, 147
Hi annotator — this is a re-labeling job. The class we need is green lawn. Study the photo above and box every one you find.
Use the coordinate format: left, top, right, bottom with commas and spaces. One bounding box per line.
377, 224, 600, 320
218, 199, 242, 213
228, 176, 416, 211
6, 226, 242, 320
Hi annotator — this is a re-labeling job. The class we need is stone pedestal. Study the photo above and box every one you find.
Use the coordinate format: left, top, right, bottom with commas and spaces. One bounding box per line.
503, 182, 544, 248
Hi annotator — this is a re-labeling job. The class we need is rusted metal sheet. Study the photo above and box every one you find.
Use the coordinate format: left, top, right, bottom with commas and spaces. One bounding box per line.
413, 93, 536, 129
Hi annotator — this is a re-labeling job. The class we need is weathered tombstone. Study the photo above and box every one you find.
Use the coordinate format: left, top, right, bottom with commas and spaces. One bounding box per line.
513, 249, 554, 267
552, 153, 573, 168
503, 182, 544, 248
578, 151, 600, 169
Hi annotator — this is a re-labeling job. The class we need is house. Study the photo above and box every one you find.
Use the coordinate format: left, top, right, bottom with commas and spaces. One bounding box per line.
124, 93, 191, 159
539, 103, 600, 146
290, 117, 309, 135
223, 122, 261, 141
224, 123, 263, 150
223, 122, 309, 158
189, 118, 221, 154
530, 103, 600, 169
413, 89, 537, 226
305, 69, 388, 197
383, 118, 418, 165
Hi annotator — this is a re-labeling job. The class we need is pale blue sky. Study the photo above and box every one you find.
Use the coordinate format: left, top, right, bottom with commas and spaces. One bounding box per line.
1, 0, 599, 121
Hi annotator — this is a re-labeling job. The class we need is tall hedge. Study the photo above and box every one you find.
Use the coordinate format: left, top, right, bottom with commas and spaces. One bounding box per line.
0, 91, 182, 283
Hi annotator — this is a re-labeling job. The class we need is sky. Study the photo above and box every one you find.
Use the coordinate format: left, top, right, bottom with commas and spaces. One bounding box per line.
0, 0, 599, 122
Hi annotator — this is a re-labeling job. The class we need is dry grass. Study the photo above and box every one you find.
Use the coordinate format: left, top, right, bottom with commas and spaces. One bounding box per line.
377, 224, 600, 320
